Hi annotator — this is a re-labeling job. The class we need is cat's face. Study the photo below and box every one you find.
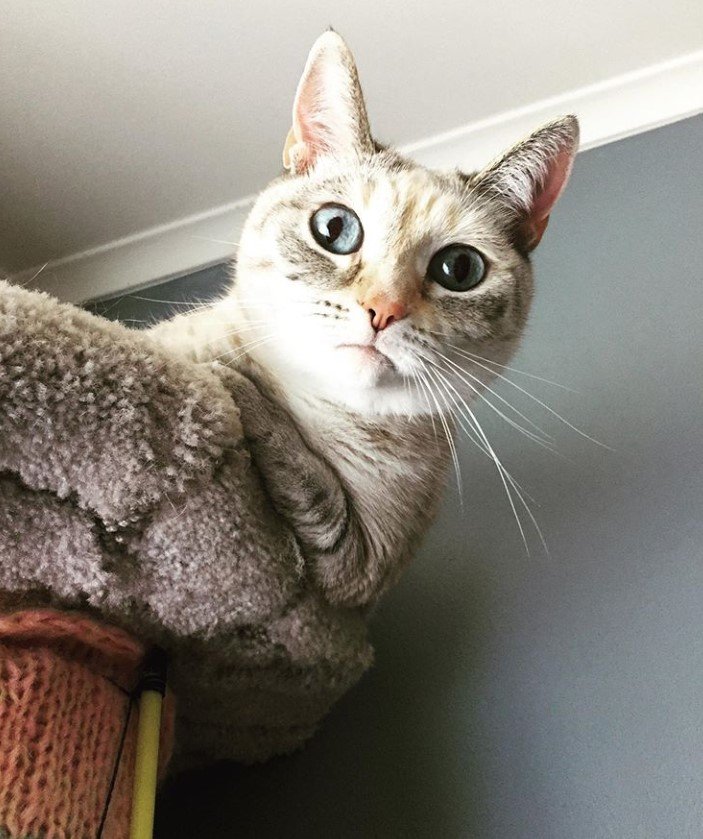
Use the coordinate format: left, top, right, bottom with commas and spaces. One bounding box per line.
234, 33, 578, 415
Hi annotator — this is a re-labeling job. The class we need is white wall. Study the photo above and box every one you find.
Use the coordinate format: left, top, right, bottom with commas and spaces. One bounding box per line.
2, 0, 703, 299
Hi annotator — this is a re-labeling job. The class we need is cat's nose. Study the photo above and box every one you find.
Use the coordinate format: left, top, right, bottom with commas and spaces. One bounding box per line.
359, 294, 408, 331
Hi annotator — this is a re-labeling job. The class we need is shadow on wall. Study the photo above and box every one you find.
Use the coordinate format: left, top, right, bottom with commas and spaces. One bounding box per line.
84, 262, 232, 326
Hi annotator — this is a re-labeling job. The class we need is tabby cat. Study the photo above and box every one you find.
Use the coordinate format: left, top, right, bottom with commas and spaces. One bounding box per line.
152, 31, 578, 604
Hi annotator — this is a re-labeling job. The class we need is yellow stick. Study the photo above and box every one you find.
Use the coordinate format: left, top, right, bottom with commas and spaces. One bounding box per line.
130, 649, 167, 839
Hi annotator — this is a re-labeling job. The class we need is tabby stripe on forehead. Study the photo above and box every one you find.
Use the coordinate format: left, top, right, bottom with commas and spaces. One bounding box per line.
391, 199, 416, 248
275, 198, 307, 213
254, 196, 310, 235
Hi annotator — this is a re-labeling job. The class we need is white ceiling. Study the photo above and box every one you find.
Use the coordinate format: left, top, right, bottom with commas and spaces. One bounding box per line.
1, 0, 702, 276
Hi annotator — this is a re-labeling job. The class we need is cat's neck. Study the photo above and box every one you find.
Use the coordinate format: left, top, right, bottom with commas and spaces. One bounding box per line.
253, 368, 450, 562
237, 347, 449, 501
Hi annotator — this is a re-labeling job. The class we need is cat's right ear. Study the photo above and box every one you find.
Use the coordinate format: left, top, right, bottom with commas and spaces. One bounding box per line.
283, 32, 374, 174
475, 116, 579, 252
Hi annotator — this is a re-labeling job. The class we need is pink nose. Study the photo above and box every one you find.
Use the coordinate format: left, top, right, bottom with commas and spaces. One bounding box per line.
359, 294, 408, 331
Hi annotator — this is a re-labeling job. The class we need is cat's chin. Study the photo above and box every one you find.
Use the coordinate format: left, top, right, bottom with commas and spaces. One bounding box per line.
336, 344, 396, 380
247, 336, 427, 416
315, 348, 426, 416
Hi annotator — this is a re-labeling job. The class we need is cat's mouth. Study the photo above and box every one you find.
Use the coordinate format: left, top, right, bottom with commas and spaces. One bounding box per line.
337, 343, 396, 371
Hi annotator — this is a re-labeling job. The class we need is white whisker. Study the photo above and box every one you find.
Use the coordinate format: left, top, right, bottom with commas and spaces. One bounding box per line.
424, 363, 530, 553
124, 295, 216, 314
421, 350, 557, 454
418, 353, 542, 502
21, 262, 50, 287
190, 235, 242, 248
448, 343, 611, 450
411, 370, 439, 447
416, 363, 462, 502
436, 338, 578, 392
433, 348, 555, 445
211, 321, 280, 342
422, 358, 547, 554
212, 333, 278, 364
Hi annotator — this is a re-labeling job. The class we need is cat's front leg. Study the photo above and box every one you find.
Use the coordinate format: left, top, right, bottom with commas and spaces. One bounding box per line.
223, 369, 379, 607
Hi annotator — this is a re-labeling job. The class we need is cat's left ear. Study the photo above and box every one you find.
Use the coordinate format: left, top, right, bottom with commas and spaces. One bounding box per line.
283, 31, 374, 174
476, 116, 579, 251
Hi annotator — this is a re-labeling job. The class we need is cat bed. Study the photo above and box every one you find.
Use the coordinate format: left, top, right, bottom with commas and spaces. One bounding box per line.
0, 280, 373, 767
0, 608, 174, 838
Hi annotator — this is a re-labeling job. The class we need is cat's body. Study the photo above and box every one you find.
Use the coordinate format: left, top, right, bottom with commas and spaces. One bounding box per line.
150, 31, 578, 605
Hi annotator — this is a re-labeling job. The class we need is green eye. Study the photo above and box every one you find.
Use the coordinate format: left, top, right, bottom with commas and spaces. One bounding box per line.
427, 244, 486, 292
310, 204, 363, 255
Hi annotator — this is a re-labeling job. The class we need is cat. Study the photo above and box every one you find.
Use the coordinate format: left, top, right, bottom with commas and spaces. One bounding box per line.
151, 30, 578, 605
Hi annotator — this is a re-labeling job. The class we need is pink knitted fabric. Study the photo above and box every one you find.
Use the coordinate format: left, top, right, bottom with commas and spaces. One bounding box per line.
0, 609, 174, 839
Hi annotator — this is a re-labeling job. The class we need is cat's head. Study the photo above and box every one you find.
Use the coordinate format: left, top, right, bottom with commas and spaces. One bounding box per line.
234, 31, 578, 415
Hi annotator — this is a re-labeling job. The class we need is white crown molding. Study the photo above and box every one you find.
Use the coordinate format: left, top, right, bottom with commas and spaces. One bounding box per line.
13, 48, 703, 304
11, 196, 255, 304
404, 49, 703, 168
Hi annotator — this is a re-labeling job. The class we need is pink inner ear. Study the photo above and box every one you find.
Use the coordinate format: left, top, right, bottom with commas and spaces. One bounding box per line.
531, 146, 575, 222
294, 67, 329, 162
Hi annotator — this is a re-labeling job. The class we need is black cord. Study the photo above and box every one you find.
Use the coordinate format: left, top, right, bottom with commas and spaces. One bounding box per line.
96, 690, 134, 839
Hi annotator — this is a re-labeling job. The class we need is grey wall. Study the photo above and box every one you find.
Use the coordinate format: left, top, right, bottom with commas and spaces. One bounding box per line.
106, 115, 703, 838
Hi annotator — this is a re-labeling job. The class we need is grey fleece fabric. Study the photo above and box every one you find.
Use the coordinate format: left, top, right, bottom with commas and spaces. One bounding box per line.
0, 280, 372, 766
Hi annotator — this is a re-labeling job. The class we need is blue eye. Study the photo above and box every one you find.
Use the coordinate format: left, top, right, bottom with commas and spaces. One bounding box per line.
427, 244, 486, 292
310, 204, 363, 255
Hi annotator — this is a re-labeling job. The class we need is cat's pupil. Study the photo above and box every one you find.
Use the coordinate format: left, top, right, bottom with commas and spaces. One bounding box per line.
453, 253, 469, 283
326, 215, 343, 242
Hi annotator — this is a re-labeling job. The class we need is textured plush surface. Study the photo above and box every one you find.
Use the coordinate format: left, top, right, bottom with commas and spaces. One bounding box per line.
0, 280, 373, 766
